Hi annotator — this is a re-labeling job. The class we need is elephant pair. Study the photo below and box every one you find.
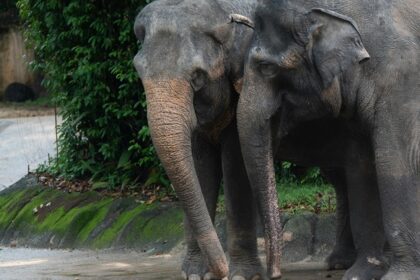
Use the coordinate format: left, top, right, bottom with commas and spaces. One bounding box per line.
134, 0, 420, 279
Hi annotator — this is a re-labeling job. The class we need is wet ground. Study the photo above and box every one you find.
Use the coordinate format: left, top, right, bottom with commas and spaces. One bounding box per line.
0, 247, 345, 280
0, 116, 58, 190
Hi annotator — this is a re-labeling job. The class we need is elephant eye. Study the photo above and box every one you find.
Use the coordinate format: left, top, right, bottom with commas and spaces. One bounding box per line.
259, 62, 279, 78
191, 69, 208, 92
134, 24, 145, 43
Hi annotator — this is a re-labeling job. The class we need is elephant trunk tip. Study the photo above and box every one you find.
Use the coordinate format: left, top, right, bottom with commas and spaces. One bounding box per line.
269, 269, 282, 279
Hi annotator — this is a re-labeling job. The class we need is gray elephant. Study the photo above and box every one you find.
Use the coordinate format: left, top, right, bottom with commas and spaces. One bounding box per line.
134, 0, 281, 279
236, 0, 420, 279
133, 0, 365, 279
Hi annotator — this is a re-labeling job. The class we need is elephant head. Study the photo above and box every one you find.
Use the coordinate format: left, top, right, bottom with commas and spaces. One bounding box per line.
133, 0, 254, 277
236, 2, 370, 269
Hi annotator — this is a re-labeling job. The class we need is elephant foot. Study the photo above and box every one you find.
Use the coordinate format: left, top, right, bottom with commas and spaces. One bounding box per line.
326, 246, 357, 270
229, 256, 265, 280
342, 254, 388, 280
381, 265, 420, 280
182, 251, 214, 280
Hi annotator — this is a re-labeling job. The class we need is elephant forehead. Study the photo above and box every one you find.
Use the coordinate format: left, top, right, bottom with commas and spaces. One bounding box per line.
137, 0, 226, 33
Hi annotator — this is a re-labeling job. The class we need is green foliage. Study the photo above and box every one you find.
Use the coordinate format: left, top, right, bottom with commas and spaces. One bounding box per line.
17, 0, 323, 192
17, 0, 167, 189
277, 183, 336, 213
276, 162, 325, 186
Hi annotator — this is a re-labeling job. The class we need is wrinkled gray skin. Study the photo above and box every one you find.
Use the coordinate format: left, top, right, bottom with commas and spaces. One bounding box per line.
134, 0, 274, 279
134, 0, 360, 279
237, 0, 420, 279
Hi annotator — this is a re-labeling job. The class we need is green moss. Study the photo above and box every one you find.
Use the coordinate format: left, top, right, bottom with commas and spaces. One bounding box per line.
92, 203, 154, 249
141, 207, 183, 243
1, 186, 184, 250
0, 191, 25, 226
49, 198, 112, 235
0, 187, 44, 228
8, 189, 53, 233
76, 201, 113, 244
37, 206, 66, 231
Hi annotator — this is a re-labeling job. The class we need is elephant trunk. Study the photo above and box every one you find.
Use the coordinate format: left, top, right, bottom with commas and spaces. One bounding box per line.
237, 81, 283, 279
144, 79, 228, 278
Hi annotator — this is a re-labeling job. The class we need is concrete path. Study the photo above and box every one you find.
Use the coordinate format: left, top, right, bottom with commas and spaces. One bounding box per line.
0, 116, 58, 190
0, 247, 344, 280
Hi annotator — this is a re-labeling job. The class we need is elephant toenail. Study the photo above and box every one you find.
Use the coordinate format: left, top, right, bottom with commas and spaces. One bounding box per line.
189, 274, 201, 280
232, 276, 246, 280
204, 272, 217, 280
182, 271, 187, 280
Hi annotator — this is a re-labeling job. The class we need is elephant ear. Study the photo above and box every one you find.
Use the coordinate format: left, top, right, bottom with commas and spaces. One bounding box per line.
307, 8, 370, 88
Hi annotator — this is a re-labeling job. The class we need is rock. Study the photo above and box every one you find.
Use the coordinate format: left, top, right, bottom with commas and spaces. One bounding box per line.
282, 213, 316, 263
313, 214, 336, 261
4, 83, 35, 103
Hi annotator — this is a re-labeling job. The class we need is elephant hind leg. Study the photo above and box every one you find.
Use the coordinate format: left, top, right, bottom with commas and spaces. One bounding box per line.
374, 110, 420, 280
342, 138, 388, 280
321, 168, 357, 270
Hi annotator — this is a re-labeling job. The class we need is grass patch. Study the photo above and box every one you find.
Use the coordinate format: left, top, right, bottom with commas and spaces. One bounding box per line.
278, 183, 336, 213
217, 183, 336, 214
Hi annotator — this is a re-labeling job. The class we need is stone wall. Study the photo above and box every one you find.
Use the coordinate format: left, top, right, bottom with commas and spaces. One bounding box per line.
0, 6, 44, 100
0, 175, 338, 264
0, 26, 43, 99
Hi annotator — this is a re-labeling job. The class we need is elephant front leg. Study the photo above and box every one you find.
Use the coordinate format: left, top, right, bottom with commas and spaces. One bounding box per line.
182, 134, 222, 280
374, 119, 420, 280
342, 139, 389, 280
222, 124, 264, 280
321, 168, 357, 270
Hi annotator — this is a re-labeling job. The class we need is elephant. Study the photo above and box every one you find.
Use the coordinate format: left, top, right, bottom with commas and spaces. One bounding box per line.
133, 0, 366, 279
236, 0, 420, 279
133, 0, 281, 279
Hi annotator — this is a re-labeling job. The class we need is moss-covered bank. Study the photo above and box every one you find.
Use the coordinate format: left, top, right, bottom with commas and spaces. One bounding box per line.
0, 175, 184, 251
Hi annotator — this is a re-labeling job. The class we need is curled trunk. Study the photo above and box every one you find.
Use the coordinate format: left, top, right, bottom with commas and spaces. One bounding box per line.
144, 79, 228, 278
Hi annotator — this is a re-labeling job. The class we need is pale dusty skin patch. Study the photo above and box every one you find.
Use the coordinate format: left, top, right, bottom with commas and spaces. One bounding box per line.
367, 257, 381, 266
234, 78, 243, 94
278, 48, 302, 69
283, 231, 294, 242
320, 77, 342, 117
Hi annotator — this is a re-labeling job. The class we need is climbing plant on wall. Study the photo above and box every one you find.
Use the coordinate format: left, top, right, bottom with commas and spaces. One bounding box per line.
16, 0, 169, 189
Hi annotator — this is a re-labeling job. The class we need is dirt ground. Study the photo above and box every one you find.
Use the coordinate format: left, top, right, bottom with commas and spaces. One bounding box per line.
0, 247, 345, 280
0, 102, 55, 119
